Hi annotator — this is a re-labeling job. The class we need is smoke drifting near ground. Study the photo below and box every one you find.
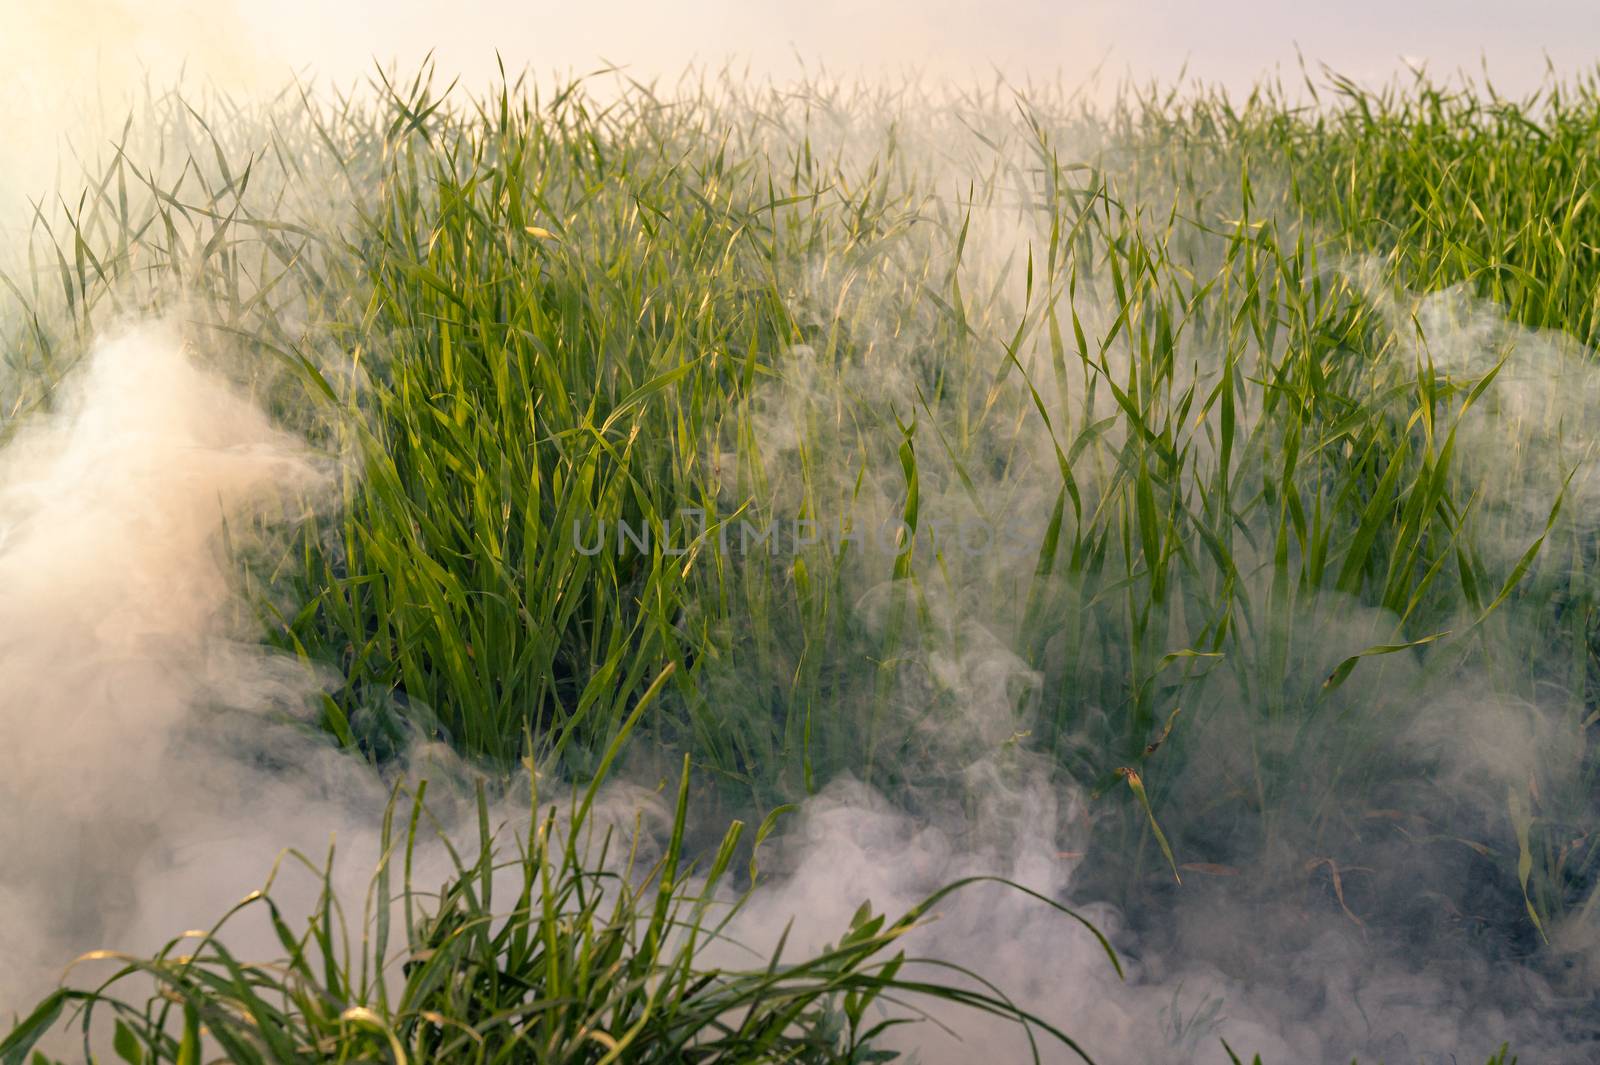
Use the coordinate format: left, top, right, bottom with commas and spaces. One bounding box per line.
0, 319, 367, 1009
714, 373, 1581, 1063
0, 305, 1584, 1063
0, 316, 1497, 1063
3, 65, 1600, 1065
686, 135, 1599, 1059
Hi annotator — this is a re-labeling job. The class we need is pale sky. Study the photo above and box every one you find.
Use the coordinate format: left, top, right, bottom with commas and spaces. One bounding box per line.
8, 0, 1600, 97
229, 0, 1600, 94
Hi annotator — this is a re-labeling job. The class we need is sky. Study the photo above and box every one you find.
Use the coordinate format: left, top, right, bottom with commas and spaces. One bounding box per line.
8, 0, 1600, 97
2, 0, 1598, 219
58, 1, 1600, 84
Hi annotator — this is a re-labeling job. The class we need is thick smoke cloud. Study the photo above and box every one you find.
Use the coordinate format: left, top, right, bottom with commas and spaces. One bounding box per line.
0, 319, 369, 1014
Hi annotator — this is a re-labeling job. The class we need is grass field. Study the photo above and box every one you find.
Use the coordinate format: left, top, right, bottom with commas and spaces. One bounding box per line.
3, 63, 1600, 1062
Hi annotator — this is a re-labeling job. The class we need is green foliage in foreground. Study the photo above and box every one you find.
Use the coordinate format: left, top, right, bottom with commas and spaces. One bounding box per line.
0, 750, 1114, 1065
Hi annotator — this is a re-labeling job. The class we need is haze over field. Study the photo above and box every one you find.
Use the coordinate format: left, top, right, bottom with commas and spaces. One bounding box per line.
5, 3, 1600, 1064
3, 0, 1598, 226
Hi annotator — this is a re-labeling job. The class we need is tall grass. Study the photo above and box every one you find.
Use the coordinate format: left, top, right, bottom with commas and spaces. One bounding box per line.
5, 62, 1600, 1060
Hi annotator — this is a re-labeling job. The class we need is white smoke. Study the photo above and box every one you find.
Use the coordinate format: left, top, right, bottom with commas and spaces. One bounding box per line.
0, 318, 371, 1012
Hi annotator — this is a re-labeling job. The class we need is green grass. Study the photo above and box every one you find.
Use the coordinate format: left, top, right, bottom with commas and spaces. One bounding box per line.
6, 62, 1600, 1061
0, 747, 1117, 1065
